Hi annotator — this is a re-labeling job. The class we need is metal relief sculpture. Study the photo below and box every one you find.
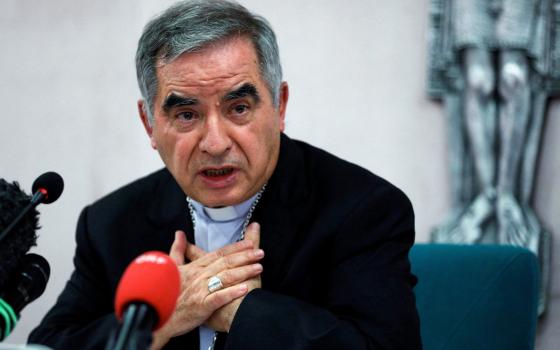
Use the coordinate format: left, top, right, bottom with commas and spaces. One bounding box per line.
427, 0, 560, 314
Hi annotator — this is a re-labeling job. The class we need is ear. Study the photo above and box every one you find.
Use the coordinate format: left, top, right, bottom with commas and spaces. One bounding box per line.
138, 100, 157, 150
277, 82, 289, 132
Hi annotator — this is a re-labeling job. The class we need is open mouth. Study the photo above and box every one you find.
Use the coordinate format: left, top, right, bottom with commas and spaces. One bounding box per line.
202, 168, 235, 177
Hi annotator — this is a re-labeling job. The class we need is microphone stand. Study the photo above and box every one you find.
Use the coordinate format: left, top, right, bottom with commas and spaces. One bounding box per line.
106, 303, 157, 350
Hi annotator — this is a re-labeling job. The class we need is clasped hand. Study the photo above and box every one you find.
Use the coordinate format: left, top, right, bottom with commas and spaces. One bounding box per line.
151, 223, 263, 349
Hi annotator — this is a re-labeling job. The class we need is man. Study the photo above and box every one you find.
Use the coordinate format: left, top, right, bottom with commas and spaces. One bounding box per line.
29, 1, 421, 349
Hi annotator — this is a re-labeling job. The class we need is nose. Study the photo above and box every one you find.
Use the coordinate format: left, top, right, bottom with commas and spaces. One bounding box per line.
198, 114, 232, 156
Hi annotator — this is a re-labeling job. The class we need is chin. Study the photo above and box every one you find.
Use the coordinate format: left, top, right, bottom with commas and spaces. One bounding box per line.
192, 192, 244, 208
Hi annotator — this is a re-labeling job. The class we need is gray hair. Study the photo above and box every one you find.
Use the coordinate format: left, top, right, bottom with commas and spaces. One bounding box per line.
135, 0, 283, 123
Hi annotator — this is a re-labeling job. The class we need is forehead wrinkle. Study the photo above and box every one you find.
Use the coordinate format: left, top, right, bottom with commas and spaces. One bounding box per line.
155, 36, 262, 104
159, 51, 256, 86
159, 47, 254, 73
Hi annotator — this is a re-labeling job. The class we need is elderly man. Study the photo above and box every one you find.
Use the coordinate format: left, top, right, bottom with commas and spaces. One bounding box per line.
29, 1, 421, 349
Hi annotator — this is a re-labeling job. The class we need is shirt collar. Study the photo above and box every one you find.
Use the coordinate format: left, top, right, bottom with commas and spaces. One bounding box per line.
189, 193, 258, 222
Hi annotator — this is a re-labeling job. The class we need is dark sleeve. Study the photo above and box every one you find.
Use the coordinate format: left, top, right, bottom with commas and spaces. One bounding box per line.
28, 206, 118, 349
225, 186, 422, 350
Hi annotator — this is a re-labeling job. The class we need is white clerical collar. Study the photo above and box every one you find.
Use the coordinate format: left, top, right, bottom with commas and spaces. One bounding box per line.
188, 193, 258, 222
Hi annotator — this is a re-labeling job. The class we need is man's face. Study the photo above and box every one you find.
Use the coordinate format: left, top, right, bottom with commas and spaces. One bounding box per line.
139, 36, 288, 207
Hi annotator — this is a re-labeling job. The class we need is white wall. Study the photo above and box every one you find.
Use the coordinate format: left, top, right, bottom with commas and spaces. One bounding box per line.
0, 0, 558, 347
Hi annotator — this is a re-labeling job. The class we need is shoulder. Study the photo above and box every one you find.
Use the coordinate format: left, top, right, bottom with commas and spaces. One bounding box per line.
74, 168, 180, 286
291, 137, 411, 211
86, 168, 173, 220
281, 137, 416, 275
77, 168, 181, 254
92, 168, 171, 208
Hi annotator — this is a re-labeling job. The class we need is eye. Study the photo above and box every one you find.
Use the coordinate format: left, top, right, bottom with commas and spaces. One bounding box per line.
176, 110, 198, 122
230, 103, 250, 116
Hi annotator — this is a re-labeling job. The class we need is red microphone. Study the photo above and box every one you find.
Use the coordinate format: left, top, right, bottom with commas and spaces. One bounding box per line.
107, 251, 180, 350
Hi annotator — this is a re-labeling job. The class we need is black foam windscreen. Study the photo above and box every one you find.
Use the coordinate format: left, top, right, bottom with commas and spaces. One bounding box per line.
0, 180, 39, 291
32, 172, 64, 204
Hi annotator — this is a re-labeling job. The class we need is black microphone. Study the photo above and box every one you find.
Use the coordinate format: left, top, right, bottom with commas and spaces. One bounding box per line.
0, 253, 50, 341
31, 172, 64, 205
0, 172, 63, 246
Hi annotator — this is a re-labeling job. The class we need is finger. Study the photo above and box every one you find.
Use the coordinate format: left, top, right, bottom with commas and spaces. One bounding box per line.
169, 230, 187, 265
194, 239, 254, 267
216, 263, 263, 288
205, 284, 249, 310
185, 240, 207, 262
244, 222, 260, 249
204, 248, 264, 277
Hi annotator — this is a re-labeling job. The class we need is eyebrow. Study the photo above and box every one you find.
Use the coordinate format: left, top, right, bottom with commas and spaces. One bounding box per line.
162, 93, 198, 112
223, 83, 260, 103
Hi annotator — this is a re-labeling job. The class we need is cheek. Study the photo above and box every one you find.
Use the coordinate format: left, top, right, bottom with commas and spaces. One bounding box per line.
153, 129, 191, 163
246, 121, 280, 165
173, 137, 198, 167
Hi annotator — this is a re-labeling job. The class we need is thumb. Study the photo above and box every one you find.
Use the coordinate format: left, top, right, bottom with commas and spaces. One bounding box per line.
169, 230, 187, 265
244, 222, 261, 249
185, 240, 207, 262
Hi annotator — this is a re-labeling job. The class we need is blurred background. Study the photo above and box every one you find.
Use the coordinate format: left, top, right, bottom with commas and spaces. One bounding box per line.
0, 0, 558, 348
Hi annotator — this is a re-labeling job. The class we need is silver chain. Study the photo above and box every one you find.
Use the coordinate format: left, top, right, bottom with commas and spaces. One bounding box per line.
185, 184, 267, 350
